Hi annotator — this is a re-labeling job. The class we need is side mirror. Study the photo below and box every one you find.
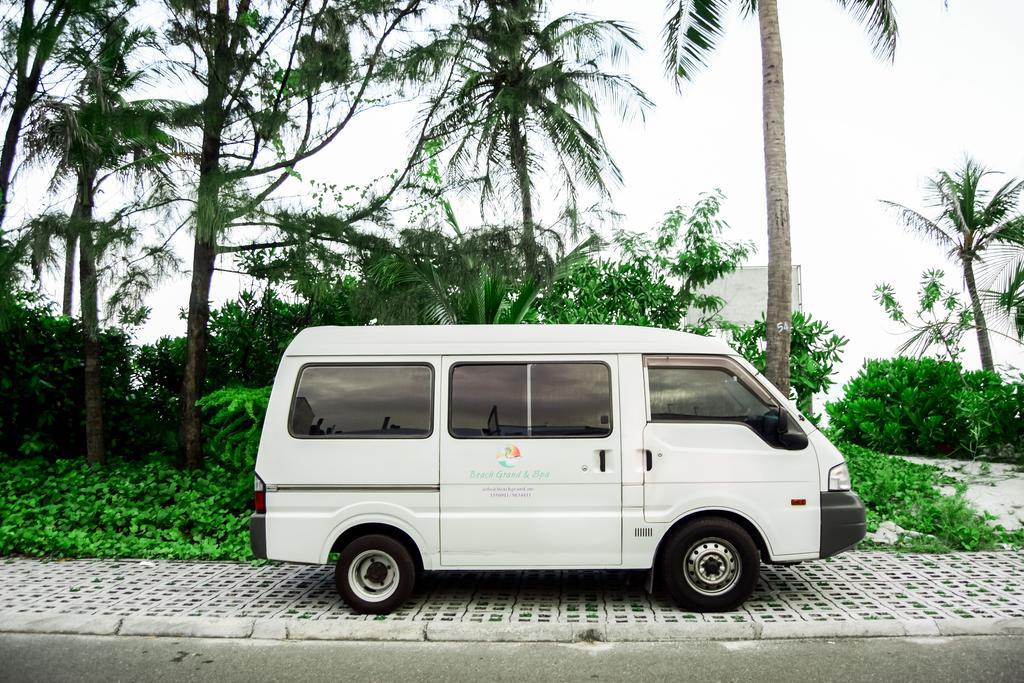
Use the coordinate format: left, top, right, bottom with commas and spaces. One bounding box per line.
775, 406, 808, 450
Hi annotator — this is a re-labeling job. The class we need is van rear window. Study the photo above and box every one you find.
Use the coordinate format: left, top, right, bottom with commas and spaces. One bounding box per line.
290, 364, 432, 438
450, 363, 612, 438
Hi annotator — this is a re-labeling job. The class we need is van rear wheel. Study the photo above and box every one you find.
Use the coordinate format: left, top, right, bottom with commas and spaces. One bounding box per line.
335, 534, 415, 614
660, 517, 759, 612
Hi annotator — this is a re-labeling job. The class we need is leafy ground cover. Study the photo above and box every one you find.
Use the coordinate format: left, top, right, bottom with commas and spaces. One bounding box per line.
0, 456, 252, 561
0, 441, 1019, 562
840, 441, 1023, 551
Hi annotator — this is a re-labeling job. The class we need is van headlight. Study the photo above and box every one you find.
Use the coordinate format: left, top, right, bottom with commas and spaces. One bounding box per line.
828, 462, 851, 491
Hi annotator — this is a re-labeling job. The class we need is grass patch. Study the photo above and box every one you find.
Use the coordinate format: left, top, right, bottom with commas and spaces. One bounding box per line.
840, 441, 1023, 551
0, 456, 253, 561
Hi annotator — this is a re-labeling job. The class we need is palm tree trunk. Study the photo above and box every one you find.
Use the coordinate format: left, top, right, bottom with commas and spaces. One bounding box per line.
757, 0, 793, 395
963, 257, 995, 372
179, 0, 232, 470
77, 169, 104, 465
62, 232, 77, 316
509, 115, 534, 245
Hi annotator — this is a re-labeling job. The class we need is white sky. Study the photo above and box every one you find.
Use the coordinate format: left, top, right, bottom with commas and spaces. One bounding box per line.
16, 0, 1024, 396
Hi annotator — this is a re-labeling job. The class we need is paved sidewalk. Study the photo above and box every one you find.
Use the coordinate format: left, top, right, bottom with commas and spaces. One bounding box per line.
1, 552, 1023, 641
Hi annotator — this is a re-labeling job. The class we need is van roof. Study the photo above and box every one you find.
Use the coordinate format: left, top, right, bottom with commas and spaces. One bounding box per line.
284, 324, 736, 357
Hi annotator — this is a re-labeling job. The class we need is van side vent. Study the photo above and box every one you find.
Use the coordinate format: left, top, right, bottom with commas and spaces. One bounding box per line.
635, 527, 653, 538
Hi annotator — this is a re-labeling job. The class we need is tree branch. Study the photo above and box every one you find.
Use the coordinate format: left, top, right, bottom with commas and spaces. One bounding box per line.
231, 0, 423, 181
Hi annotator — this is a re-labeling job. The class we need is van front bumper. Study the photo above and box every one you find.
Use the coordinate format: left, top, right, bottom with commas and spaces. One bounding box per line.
820, 491, 866, 558
250, 514, 267, 560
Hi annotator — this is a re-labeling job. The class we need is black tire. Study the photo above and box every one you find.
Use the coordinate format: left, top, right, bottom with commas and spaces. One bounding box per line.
335, 534, 416, 614
659, 517, 759, 612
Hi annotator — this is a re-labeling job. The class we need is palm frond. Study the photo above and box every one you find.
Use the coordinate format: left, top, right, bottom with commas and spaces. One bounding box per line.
662, 0, 731, 85
834, 0, 899, 62
879, 199, 957, 250
425, 0, 648, 224
976, 239, 1024, 291
982, 262, 1024, 340
505, 277, 540, 324
980, 178, 1024, 243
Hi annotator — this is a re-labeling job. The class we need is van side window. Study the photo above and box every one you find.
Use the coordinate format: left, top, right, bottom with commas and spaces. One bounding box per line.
530, 363, 612, 437
450, 363, 612, 438
450, 364, 529, 437
648, 367, 772, 423
290, 365, 432, 438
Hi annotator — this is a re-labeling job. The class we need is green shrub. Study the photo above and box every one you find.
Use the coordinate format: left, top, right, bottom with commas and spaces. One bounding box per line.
0, 456, 252, 560
199, 386, 271, 471
206, 286, 366, 388
0, 287, 364, 462
826, 357, 1024, 457
840, 441, 1018, 551
0, 295, 175, 459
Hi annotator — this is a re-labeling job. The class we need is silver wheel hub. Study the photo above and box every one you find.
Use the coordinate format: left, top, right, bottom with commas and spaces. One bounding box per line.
348, 550, 399, 603
683, 537, 741, 596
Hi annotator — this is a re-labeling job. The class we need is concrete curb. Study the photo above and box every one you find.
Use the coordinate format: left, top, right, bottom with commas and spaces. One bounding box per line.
759, 620, 907, 640
0, 614, 122, 636
423, 622, 575, 642
604, 622, 760, 642
934, 618, 1024, 637
2, 612, 1023, 642
119, 616, 255, 639
285, 620, 425, 641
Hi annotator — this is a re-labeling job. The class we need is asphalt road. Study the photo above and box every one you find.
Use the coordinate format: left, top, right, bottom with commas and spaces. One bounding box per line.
2, 634, 1023, 683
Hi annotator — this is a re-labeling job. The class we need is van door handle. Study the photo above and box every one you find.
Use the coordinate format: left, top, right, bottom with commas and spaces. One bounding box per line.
598, 450, 606, 472
645, 449, 653, 471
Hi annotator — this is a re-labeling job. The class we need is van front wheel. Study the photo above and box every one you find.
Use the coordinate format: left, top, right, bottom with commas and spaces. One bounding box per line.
660, 518, 759, 612
335, 534, 415, 614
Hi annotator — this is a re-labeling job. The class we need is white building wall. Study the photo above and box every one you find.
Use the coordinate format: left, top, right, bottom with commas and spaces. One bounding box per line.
687, 265, 803, 327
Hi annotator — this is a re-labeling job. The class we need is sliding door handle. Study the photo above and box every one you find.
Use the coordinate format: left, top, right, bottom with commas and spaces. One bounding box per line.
598, 449, 606, 472
645, 449, 653, 471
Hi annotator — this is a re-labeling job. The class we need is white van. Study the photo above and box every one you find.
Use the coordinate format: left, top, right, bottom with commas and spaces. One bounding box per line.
250, 325, 865, 613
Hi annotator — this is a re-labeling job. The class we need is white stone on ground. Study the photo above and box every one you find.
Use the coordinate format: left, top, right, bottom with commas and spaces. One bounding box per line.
897, 456, 1024, 531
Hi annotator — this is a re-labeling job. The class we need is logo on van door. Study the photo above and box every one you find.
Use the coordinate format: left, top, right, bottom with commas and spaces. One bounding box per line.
496, 445, 522, 468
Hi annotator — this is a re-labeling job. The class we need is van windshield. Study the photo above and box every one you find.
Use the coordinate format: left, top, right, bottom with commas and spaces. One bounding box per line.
648, 366, 774, 423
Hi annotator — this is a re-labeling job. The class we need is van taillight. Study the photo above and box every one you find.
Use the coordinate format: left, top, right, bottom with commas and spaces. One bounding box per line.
254, 475, 266, 514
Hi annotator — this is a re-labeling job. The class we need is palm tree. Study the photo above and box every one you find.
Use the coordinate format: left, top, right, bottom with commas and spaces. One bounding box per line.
979, 218, 1024, 343
424, 0, 650, 245
882, 158, 1024, 372
25, 17, 178, 464
663, 0, 898, 394
990, 263, 1024, 340
370, 230, 596, 325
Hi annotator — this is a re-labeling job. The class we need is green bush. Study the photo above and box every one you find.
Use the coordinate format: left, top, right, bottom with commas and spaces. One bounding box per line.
0, 288, 363, 462
0, 456, 252, 560
135, 287, 366, 404
199, 386, 272, 472
826, 357, 1024, 457
0, 295, 175, 459
841, 441, 1019, 551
